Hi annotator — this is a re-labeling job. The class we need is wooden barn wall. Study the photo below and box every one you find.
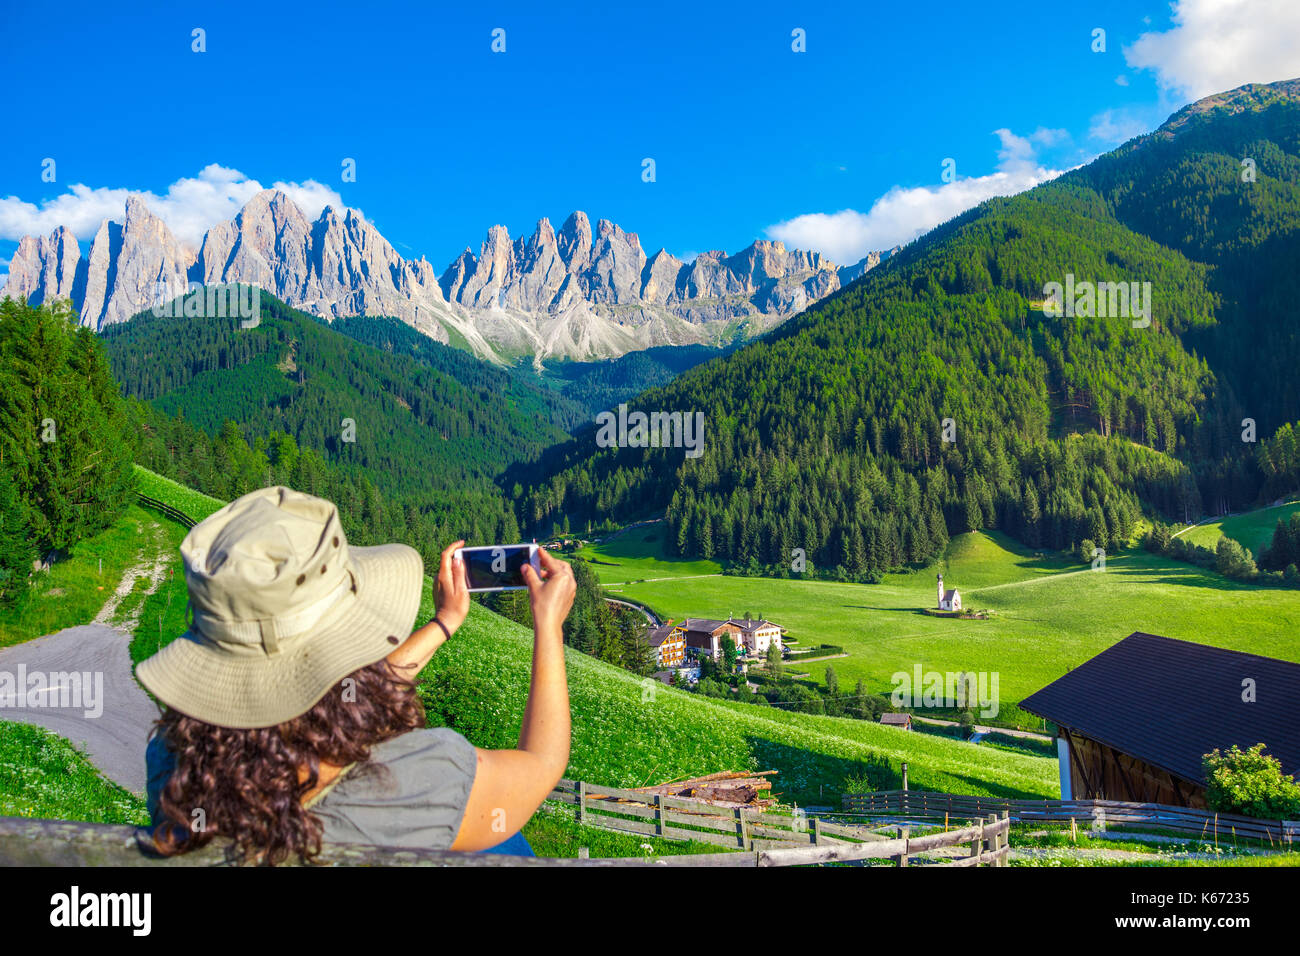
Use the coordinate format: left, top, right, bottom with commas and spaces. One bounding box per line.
1061, 728, 1207, 809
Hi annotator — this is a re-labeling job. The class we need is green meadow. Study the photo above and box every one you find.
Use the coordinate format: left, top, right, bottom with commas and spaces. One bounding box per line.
583, 527, 1300, 723
418, 602, 1057, 803
1181, 498, 1300, 557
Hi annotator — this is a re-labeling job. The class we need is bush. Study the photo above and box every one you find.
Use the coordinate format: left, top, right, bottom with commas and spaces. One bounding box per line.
1215, 537, 1257, 579
1203, 743, 1300, 820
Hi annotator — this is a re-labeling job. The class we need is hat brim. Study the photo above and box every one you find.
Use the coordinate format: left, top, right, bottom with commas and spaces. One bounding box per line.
136, 543, 424, 729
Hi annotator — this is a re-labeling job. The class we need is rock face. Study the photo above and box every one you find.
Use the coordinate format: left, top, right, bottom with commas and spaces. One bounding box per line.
2, 191, 891, 364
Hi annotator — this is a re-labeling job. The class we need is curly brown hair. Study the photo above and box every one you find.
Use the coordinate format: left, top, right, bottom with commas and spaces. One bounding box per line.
151, 658, 425, 865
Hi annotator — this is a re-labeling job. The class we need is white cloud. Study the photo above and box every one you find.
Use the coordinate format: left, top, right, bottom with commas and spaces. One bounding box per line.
1087, 106, 1164, 146
1125, 0, 1300, 101
766, 130, 1066, 265
0, 164, 347, 247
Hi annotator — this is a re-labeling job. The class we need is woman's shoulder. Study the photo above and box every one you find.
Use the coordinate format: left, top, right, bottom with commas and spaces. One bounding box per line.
334, 727, 479, 798
312, 727, 479, 850
366, 727, 478, 768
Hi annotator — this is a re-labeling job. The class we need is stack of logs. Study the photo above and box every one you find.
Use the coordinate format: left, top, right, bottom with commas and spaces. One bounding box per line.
624, 770, 779, 811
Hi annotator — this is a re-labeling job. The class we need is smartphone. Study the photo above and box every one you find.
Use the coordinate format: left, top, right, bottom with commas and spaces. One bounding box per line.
455, 544, 541, 592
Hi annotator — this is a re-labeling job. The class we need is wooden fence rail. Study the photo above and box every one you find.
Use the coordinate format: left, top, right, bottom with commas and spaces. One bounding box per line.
136, 493, 198, 528
0, 817, 747, 867
840, 790, 1299, 844
549, 780, 1008, 866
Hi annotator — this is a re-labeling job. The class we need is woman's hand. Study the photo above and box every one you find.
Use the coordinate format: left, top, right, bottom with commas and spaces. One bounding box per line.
521, 548, 576, 638
387, 541, 469, 675
435, 540, 470, 635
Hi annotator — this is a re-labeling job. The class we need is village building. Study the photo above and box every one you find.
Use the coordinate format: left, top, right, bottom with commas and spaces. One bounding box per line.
679, 616, 787, 659
645, 620, 686, 669
936, 573, 961, 612
1020, 632, 1300, 807
879, 712, 913, 731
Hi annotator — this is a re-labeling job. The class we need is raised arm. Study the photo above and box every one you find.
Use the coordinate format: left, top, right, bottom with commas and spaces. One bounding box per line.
452, 548, 574, 851
386, 540, 468, 677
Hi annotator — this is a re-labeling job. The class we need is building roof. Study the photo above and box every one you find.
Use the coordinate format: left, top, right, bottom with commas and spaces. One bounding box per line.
942, 589, 959, 600
880, 712, 912, 726
646, 623, 685, 647
727, 617, 783, 632
680, 618, 726, 634
1020, 632, 1300, 785
680, 616, 783, 634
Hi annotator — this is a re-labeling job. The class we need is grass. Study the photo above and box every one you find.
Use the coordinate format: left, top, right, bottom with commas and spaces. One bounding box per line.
133, 465, 226, 522
585, 529, 1300, 724
129, 516, 191, 665
522, 801, 733, 858
418, 603, 1056, 805
1181, 497, 1300, 556
575, 524, 724, 585
0, 721, 148, 824
0, 504, 162, 647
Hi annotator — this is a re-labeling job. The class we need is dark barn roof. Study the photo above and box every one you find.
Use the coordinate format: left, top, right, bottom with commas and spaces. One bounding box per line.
1020, 632, 1300, 786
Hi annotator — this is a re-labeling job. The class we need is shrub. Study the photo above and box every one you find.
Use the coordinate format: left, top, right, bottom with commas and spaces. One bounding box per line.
1203, 743, 1300, 820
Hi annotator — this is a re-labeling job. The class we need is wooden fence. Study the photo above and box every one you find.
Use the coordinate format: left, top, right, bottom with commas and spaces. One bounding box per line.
0, 789, 1017, 867
136, 493, 197, 528
840, 790, 1300, 845
0, 817, 730, 867
549, 780, 1009, 866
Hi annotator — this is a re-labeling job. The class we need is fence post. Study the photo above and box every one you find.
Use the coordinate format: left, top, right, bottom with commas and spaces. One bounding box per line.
999, 810, 1010, 866
897, 826, 910, 867
654, 794, 664, 837
901, 762, 908, 792
984, 813, 997, 866
577, 780, 587, 826
735, 807, 752, 850
970, 818, 983, 862
810, 816, 820, 846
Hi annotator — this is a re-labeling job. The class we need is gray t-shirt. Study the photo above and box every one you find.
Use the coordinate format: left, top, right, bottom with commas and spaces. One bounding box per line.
146, 727, 478, 851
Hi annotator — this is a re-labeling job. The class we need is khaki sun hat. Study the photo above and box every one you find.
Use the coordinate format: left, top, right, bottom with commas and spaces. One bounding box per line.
136, 486, 423, 729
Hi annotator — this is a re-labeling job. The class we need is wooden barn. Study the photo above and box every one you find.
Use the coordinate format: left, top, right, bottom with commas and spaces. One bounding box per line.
1020, 632, 1300, 808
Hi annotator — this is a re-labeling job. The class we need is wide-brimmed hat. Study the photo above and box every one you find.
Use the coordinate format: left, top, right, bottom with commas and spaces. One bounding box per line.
136, 486, 423, 729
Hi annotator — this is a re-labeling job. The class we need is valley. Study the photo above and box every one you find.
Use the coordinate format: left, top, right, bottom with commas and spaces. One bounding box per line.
580, 525, 1300, 724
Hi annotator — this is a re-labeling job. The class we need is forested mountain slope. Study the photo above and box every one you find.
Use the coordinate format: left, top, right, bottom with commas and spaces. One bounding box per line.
514, 80, 1300, 575
99, 293, 585, 549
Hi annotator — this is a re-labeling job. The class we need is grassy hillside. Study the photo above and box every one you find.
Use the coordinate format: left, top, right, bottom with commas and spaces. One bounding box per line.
135, 466, 226, 521
0, 503, 169, 647
418, 600, 1055, 803
1182, 498, 1300, 556
577, 523, 723, 585
584, 529, 1300, 723
0, 721, 148, 824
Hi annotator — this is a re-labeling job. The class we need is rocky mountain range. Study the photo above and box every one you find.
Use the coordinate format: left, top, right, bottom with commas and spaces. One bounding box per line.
1, 191, 893, 364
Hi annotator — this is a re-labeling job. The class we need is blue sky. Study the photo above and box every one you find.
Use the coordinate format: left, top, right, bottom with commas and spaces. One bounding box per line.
2, 0, 1299, 278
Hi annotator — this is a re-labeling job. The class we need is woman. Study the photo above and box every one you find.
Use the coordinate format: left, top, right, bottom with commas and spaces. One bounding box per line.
136, 485, 574, 864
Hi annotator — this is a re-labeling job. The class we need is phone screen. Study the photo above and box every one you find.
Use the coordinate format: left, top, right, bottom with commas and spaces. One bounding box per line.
461, 545, 533, 591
